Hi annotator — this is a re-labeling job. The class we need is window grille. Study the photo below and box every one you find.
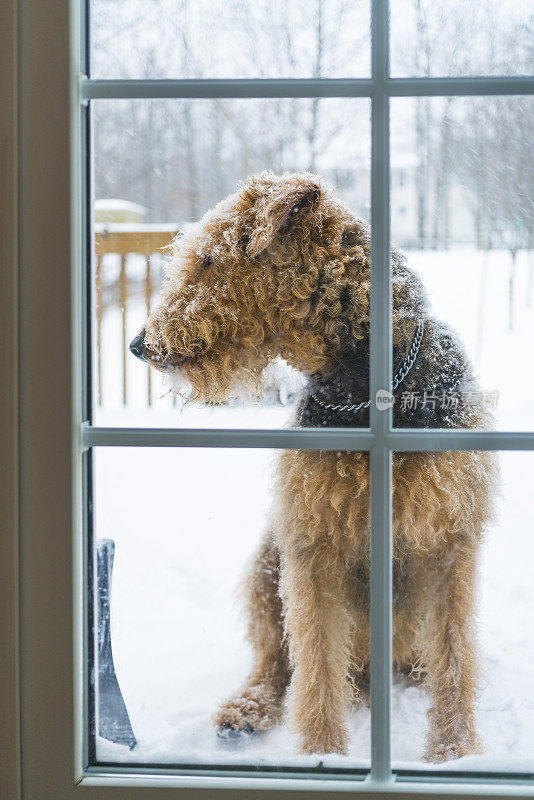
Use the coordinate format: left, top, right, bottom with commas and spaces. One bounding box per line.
76, 0, 534, 793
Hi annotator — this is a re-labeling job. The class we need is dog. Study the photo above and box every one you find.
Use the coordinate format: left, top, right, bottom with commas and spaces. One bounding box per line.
130, 171, 498, 762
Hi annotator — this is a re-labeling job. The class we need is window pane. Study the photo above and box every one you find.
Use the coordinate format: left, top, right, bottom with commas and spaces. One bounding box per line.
91, 446, 370, 771
90, 0, 370, 79
391, 450, 533, 774
91, 98, 371, 429
391, 96, 534, 431
391, 0, 533, 77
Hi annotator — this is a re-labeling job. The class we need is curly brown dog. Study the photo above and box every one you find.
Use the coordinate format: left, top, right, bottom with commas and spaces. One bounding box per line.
130, 171, 499, 762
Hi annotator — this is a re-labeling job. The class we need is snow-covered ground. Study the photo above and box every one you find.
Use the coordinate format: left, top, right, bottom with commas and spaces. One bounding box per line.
94, 248, 534, 771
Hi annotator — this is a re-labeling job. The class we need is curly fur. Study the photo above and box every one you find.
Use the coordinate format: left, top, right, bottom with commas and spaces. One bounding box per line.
139, 171, 500, 761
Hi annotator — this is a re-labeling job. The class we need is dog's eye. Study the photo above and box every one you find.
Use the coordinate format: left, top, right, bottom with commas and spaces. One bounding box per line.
201, 254, 213, 271
239, 232, 250, 251
280, 190, 319, 234
290, 196, 310, 216
341, 230, 358, 248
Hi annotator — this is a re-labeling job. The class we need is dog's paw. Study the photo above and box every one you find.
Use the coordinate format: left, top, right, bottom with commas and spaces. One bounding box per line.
423, 736, 483, 763
214, 690, 280, 734
217, 721, 254, 745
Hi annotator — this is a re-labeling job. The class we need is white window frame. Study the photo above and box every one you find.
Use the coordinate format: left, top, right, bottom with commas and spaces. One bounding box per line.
3, 0, 534, 797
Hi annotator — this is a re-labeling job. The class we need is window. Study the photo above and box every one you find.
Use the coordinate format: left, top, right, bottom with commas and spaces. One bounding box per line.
5, 0, 534, 797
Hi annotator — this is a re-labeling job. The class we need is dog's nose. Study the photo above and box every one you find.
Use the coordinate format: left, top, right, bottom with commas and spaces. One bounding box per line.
129, 332, 147, 361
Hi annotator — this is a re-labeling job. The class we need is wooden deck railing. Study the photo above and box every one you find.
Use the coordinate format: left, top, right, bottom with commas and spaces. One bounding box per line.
94, 224, 179, 406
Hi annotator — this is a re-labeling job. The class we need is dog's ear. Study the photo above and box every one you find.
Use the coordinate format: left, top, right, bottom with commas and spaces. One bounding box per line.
246, 180, 322, 258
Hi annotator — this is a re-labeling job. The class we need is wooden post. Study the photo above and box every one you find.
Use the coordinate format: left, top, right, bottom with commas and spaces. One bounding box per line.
145, 255, 152, 406
95, 255, 103, 406
119, 255, 127, 405
94, 227, 178, 409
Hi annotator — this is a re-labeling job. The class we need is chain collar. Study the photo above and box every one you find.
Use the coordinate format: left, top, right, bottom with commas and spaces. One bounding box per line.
309, 320, 425, 414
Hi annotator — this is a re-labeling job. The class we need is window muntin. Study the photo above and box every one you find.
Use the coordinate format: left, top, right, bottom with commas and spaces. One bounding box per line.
80, 0, 534, 792
92, 446, 534, 773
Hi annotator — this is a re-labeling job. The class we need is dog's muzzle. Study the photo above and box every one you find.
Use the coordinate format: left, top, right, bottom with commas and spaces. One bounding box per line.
130, 332, 189, 368
129, 332, 147, 362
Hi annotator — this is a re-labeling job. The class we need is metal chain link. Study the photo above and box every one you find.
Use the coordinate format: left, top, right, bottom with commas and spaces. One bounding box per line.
391, 319, 425, 391
309, 320, 425, 414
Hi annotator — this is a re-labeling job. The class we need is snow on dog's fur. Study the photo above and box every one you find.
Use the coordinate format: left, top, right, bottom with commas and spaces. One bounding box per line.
134, 171, 499, 761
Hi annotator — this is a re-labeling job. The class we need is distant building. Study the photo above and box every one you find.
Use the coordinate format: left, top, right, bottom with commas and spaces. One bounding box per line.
327, 159, 477, 250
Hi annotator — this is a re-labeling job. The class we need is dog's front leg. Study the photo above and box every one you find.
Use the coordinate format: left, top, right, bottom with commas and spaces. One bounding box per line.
280, 543, 353, 755
421, 542, 482, 763
214, 531, 289, 738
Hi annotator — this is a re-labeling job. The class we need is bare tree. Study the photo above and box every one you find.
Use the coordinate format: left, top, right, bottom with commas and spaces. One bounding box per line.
93, 0, 371, 223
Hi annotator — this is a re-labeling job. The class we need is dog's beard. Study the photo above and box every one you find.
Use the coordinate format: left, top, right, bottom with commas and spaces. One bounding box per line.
164, 364, 193, 401
163, 358, 277, 406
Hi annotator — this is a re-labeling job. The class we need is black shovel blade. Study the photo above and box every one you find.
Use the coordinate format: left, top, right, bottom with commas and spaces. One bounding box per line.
97, 538, 136, 749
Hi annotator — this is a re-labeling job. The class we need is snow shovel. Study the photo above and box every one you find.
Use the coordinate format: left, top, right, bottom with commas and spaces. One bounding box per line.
97, 538, 136, 749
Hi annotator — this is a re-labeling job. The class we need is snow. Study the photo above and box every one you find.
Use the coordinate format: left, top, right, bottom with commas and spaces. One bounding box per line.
94, 199, 147, 222
94, 248, 534, 771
